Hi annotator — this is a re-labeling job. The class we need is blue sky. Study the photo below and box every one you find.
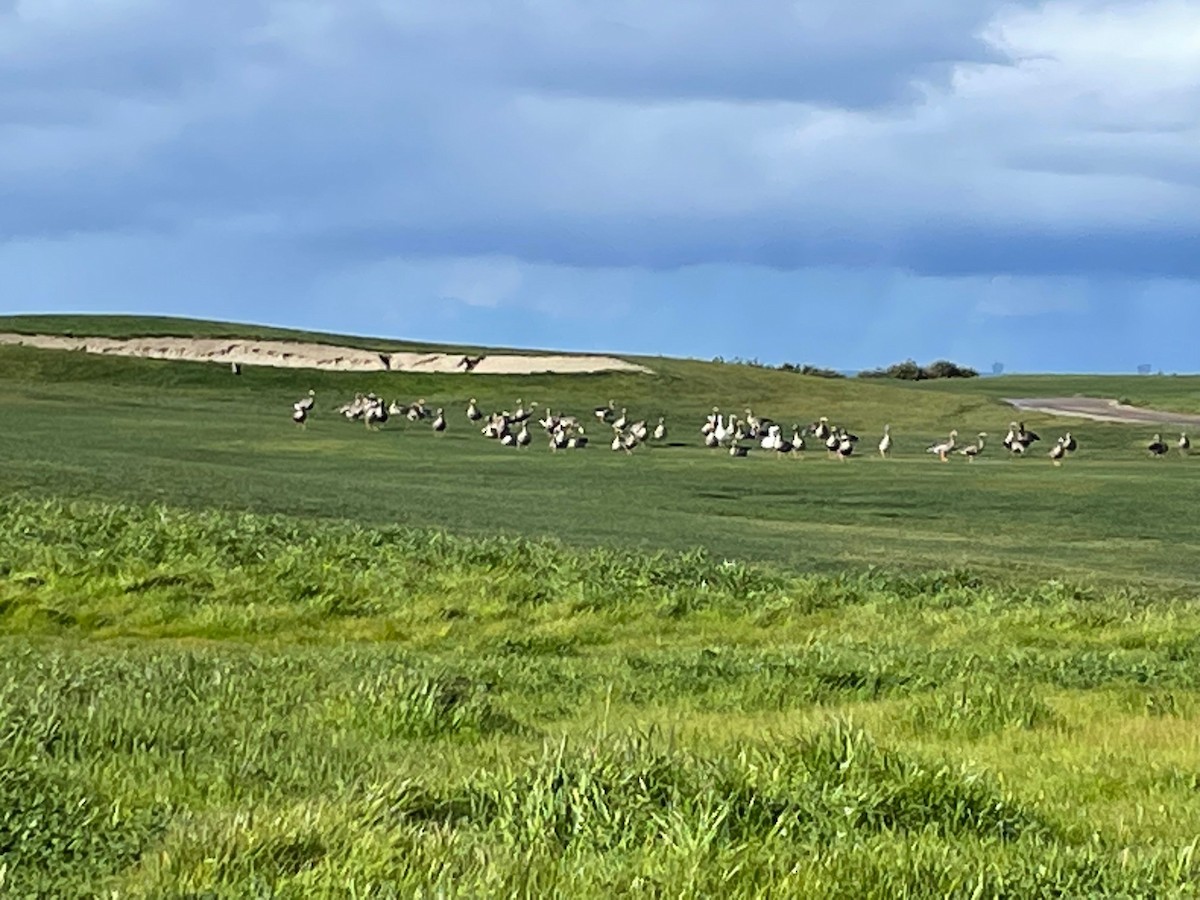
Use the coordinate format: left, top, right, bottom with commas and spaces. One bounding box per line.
1, 1, 1198, 372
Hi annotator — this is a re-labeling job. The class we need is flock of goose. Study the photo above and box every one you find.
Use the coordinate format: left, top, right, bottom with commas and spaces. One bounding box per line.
291, 392, 1191, 463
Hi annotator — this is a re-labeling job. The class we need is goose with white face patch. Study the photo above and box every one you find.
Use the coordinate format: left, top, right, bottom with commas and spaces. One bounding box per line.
928, 430, 958, 462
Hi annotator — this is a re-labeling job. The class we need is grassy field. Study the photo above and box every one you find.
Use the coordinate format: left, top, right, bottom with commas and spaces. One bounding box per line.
2, 315, 1200, 896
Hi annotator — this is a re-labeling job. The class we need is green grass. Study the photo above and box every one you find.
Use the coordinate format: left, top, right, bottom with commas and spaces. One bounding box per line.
1, 318, 1199, 588
4, 315, 1200, 896
3, 499, 1200, 897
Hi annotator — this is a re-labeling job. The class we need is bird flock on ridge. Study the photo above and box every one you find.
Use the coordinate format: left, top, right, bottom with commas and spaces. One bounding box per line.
290, 391, 1191, 464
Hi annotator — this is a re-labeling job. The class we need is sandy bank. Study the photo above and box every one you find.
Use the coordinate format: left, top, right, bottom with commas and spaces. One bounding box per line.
0, 333, 653, 376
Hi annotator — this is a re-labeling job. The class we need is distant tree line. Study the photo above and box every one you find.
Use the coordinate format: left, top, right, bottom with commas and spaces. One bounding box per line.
855, 359, 978, 381
710, 355, 977, 380
711, 356, 847, 377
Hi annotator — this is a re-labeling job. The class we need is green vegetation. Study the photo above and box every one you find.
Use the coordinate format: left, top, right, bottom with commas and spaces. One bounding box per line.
3, 499, 1200, 896
858, 359, 979, 380
2, 315, 1200, 896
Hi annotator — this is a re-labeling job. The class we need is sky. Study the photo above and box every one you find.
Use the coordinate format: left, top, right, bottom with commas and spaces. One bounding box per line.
1, 0, 1199, 373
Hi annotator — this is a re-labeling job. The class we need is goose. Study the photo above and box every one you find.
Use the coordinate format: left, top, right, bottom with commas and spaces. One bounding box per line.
1178, 432, 1190, 456
836, 430, 857, 461
1016, 421, 1040, 449
1148, 433, 1168, 457
364, 400, 388, 431
1003, 421, 1019, 454
293, 390, 315, 413
500, 431, 516, 447
549, 427, 568, 451
466, 398, 482, 421
790, 426, 806, 455
611, 427, 625, 452
406, 399, 428, 422
878, 425, 892, 459
927, 429, 959, 462
612, 408, 629, 432
959, 432, 987, 462
704, 430, 720, 449
653, 417, 667, 441
812, 417, 831, 441
431, 409, 446, 432
292, 406, 308, 428
629, 419, 649, 442
701, 407, 719, 435
760, 424, 781, 452
729, 438, 749, 458
1062, 432, 1077, 453
568, 427, 589, 450
595, 400, 616, 423
1049, 437, 1066, 467
714, 414, 731, 445
824, 429, 840, 458
515, 423, 531, 448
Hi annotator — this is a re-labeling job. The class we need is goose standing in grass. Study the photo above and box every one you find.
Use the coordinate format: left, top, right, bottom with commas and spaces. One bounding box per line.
568, 427, 589, 450
294, 389, 315, 412
704, 430, 720, 449
629, 419, 649, 442
812, 417, 831, 441
466, 398, 482, 421
1178, 432, 1190, 456
714, 414, 731, 445
515, 422, 531, 448
364, 397, 388, 430
790, 426, 806, 456
1062, 432, 1077, 454
292, 390, 315, 428
612, 408, 629, 432
1017, 422, 1040, 450
1148, 434, 1168, 457
836, 429, 857, 461
653, 417, 667, 441
1049, 437, 1066, 467
878, 425, 892, 459
927, 429, 959, 462
431, 409, 446, 433
959, 432, 987, 462
824, 428, 840, 459
1003, 422, 1021, 455
595, 400, 616, 424
729, 438, 749, 458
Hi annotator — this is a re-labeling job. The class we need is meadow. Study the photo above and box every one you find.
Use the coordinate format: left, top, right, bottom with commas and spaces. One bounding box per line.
2, 315, 1200, 897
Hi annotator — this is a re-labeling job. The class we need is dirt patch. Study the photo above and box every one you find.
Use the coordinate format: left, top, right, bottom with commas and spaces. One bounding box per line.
1006, 397, 1200, 427
0, 333, 653, 376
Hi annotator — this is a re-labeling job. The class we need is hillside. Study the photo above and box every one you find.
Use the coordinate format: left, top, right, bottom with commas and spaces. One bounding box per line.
0, 314, 1197, 587
4, 315, 1200, 896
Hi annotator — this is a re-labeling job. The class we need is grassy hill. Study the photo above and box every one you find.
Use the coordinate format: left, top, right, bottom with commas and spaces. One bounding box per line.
4, 314, 1200, 896
1, 314, 1197, 587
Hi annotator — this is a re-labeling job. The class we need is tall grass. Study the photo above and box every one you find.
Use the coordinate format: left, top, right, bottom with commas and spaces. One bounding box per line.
4, 498, 1200, 896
